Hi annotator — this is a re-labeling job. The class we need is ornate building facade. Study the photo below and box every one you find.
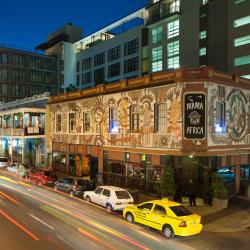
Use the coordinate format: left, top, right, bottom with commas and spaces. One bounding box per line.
47, 67, 250, 199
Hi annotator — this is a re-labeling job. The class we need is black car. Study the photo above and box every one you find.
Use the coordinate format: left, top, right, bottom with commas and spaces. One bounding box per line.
54, 177, 95, 197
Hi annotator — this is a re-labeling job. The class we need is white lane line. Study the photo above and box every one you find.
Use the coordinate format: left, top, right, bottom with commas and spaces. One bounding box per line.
56, 234, 73, 248
29, 213, 55, 230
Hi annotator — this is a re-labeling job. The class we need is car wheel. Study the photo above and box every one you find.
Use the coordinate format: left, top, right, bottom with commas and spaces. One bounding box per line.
69, 190, 74, 197
86, 196, 91, 202
106, 204, 113, 213
126, 212, 134, 223
163, 225, 174, 239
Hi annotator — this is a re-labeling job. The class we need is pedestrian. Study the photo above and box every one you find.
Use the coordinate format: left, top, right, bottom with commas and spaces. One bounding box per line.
188, 178, 197, 206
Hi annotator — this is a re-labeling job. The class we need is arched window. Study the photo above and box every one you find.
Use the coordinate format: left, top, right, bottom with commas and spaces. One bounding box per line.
109, 108, 118, 133
154, 103, 168, 132
130, 105, 141, 133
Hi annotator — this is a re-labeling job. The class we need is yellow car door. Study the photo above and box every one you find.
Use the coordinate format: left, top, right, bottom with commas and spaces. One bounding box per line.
135, 202, 154, 224
147, 204, 167, 230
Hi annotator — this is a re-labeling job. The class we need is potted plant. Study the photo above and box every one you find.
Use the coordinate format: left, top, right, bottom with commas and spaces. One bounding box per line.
156, 164, 175, 200
210, 173, 228, 209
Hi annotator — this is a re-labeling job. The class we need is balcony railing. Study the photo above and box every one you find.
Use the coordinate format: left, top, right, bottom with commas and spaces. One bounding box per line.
1, 127, 45, 136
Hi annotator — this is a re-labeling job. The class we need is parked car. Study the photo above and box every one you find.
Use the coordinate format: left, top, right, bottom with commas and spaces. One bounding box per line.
83, 186, 134, 212
29, 169, 57, 185
0, 157, 9, 169
54, 177, 94, 197
123, 198, 202, 238
7, 163, 30, 178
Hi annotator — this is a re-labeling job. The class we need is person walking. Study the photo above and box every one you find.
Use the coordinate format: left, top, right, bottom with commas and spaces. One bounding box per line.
188, 178, 197, 206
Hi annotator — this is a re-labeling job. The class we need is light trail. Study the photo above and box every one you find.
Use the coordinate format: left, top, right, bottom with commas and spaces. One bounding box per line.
0, 209, 39, 241
0, 191, 20, 205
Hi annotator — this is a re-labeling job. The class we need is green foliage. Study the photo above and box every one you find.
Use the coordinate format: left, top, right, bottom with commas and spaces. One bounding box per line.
157, 164, 175, 197
210, 173, 228, 199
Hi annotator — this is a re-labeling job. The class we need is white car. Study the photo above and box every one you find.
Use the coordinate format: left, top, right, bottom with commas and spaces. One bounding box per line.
0, 157, 9, 168
83, 186, 134, 212
7, 163, 19, 173
7, 163, 29, 177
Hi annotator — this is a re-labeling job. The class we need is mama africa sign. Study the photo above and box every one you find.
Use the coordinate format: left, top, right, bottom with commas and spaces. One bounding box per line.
184, 93, 206, 139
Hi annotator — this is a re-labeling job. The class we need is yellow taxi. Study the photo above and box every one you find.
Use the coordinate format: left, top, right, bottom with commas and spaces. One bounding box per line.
123, 198, 202, 238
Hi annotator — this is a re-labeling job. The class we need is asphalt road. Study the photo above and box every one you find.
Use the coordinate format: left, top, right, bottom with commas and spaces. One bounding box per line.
0, 170, 249, 250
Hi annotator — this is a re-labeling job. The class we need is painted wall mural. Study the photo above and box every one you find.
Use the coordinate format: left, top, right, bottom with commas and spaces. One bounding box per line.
49, 85, 183, 150
207, 83, 250, 146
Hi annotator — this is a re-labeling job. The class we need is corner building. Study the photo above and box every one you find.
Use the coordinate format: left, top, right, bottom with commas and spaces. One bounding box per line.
47, 67, 250, 201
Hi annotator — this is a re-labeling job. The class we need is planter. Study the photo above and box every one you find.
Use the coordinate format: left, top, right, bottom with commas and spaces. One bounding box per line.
212, 197, 228, 210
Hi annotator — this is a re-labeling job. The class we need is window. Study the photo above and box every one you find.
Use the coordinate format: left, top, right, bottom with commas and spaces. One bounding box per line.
167, 19, 179, 39
0, 52, 8, 64
216, 102, 226, 133
109, 108, 118, 133
55, 114, 62, 132
234, 55, 250, 66
170, 205, 193, 216
200, 31, 207, 39
94, 187, 103, 194
77, 61, 80, 72
137, 202, 153, 211
130, 105, 141, 133
94, 67, 105, 83
94, 52, 105, 66
167, 40, 179, 57
76, 75, 80, 86
124, 57, 139, 73
83, 112, 91, 132
170, 0, 180, 13
52, 152, 66, 165
234, 15, 250, 28
69, 113, 75, 133
152, 46, 162, 61
82, 57, 92, 70
152, 26, 163, 44
124, 38, 139, 56
115, 191, 131, 199
202, 0, 208, 5
199, 47, 207, 56
154, 103, 168, 132
152, 61, 162, 72
102, 189, 111, 197
234, 35, 250, 47
108, 46, 120, 61
153, 205, 166, 215
108, 63, 120, 77
234, 0, 246, 4
83, 71, 91, 84
241, 74, 250, 79
60, 60, 64, 71
167, 56, 179, 69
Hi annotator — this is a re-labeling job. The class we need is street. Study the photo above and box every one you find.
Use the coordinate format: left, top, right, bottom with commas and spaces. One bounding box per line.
0, 171, 249, 250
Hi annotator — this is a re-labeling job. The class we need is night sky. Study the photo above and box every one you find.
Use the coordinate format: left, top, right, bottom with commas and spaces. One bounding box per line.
0, 0, 146, 51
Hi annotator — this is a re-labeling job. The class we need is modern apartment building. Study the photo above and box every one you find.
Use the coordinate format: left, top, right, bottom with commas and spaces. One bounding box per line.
0, 46, 58, 103
36, 0, 250, 91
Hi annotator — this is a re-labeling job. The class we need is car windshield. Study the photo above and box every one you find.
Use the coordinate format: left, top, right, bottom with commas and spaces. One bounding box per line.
169, 205, 193, 216
44, 171, 56, 177
115, 191, 131, 199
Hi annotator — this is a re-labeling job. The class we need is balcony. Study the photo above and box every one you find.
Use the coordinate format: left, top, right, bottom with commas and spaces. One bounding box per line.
146, 5, 181, 26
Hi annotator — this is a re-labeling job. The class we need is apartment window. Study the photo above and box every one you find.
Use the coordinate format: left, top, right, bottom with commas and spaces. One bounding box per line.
94, 52, 105, 66
200, 47, 207, 56
234, 35, 250, 47
152, 26, 163, 44
234, 15, 250, 28
77, 61, 80, 72
215, 102, 226, 133
170, 0, 180, 13
152, 46, 162, 62
154, 103, 168, 133
94, 67, 105, 83
76, 74, 80, 86
0, 68, 7, 80
124, 57, 139, 73
60, 60, 64, 71
167, 19, 179, 39
167, 40, 179, 57
234, 55, 250, 66
124, 38, 139, 56
108, 46, 120, 61
152, 61, 163, 72
55, 114, 62, 132
83, 112, 91, 132
69, 113, 75, 133
202, 0, 208, 4
83, 71, 92, 84
109, 108, 118, 133
200, 31, 207, 39
241, 74, 250, 79
82, 57, 92, 70
130, 105, 141, 133
108, 63, 120, 77
167, 56, 179, 69
0, 52, 8, 64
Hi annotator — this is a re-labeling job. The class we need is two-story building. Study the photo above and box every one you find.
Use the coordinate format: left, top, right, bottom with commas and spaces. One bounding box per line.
47, 67, 250, 200
0, 93, 49, 167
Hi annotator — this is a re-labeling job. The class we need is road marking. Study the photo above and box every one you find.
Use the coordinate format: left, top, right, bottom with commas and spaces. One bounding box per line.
29, 213, 55, 230
56, 234, 73, 248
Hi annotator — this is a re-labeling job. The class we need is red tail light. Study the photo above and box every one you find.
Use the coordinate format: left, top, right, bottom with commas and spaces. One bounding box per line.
179, 221, 187, 227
